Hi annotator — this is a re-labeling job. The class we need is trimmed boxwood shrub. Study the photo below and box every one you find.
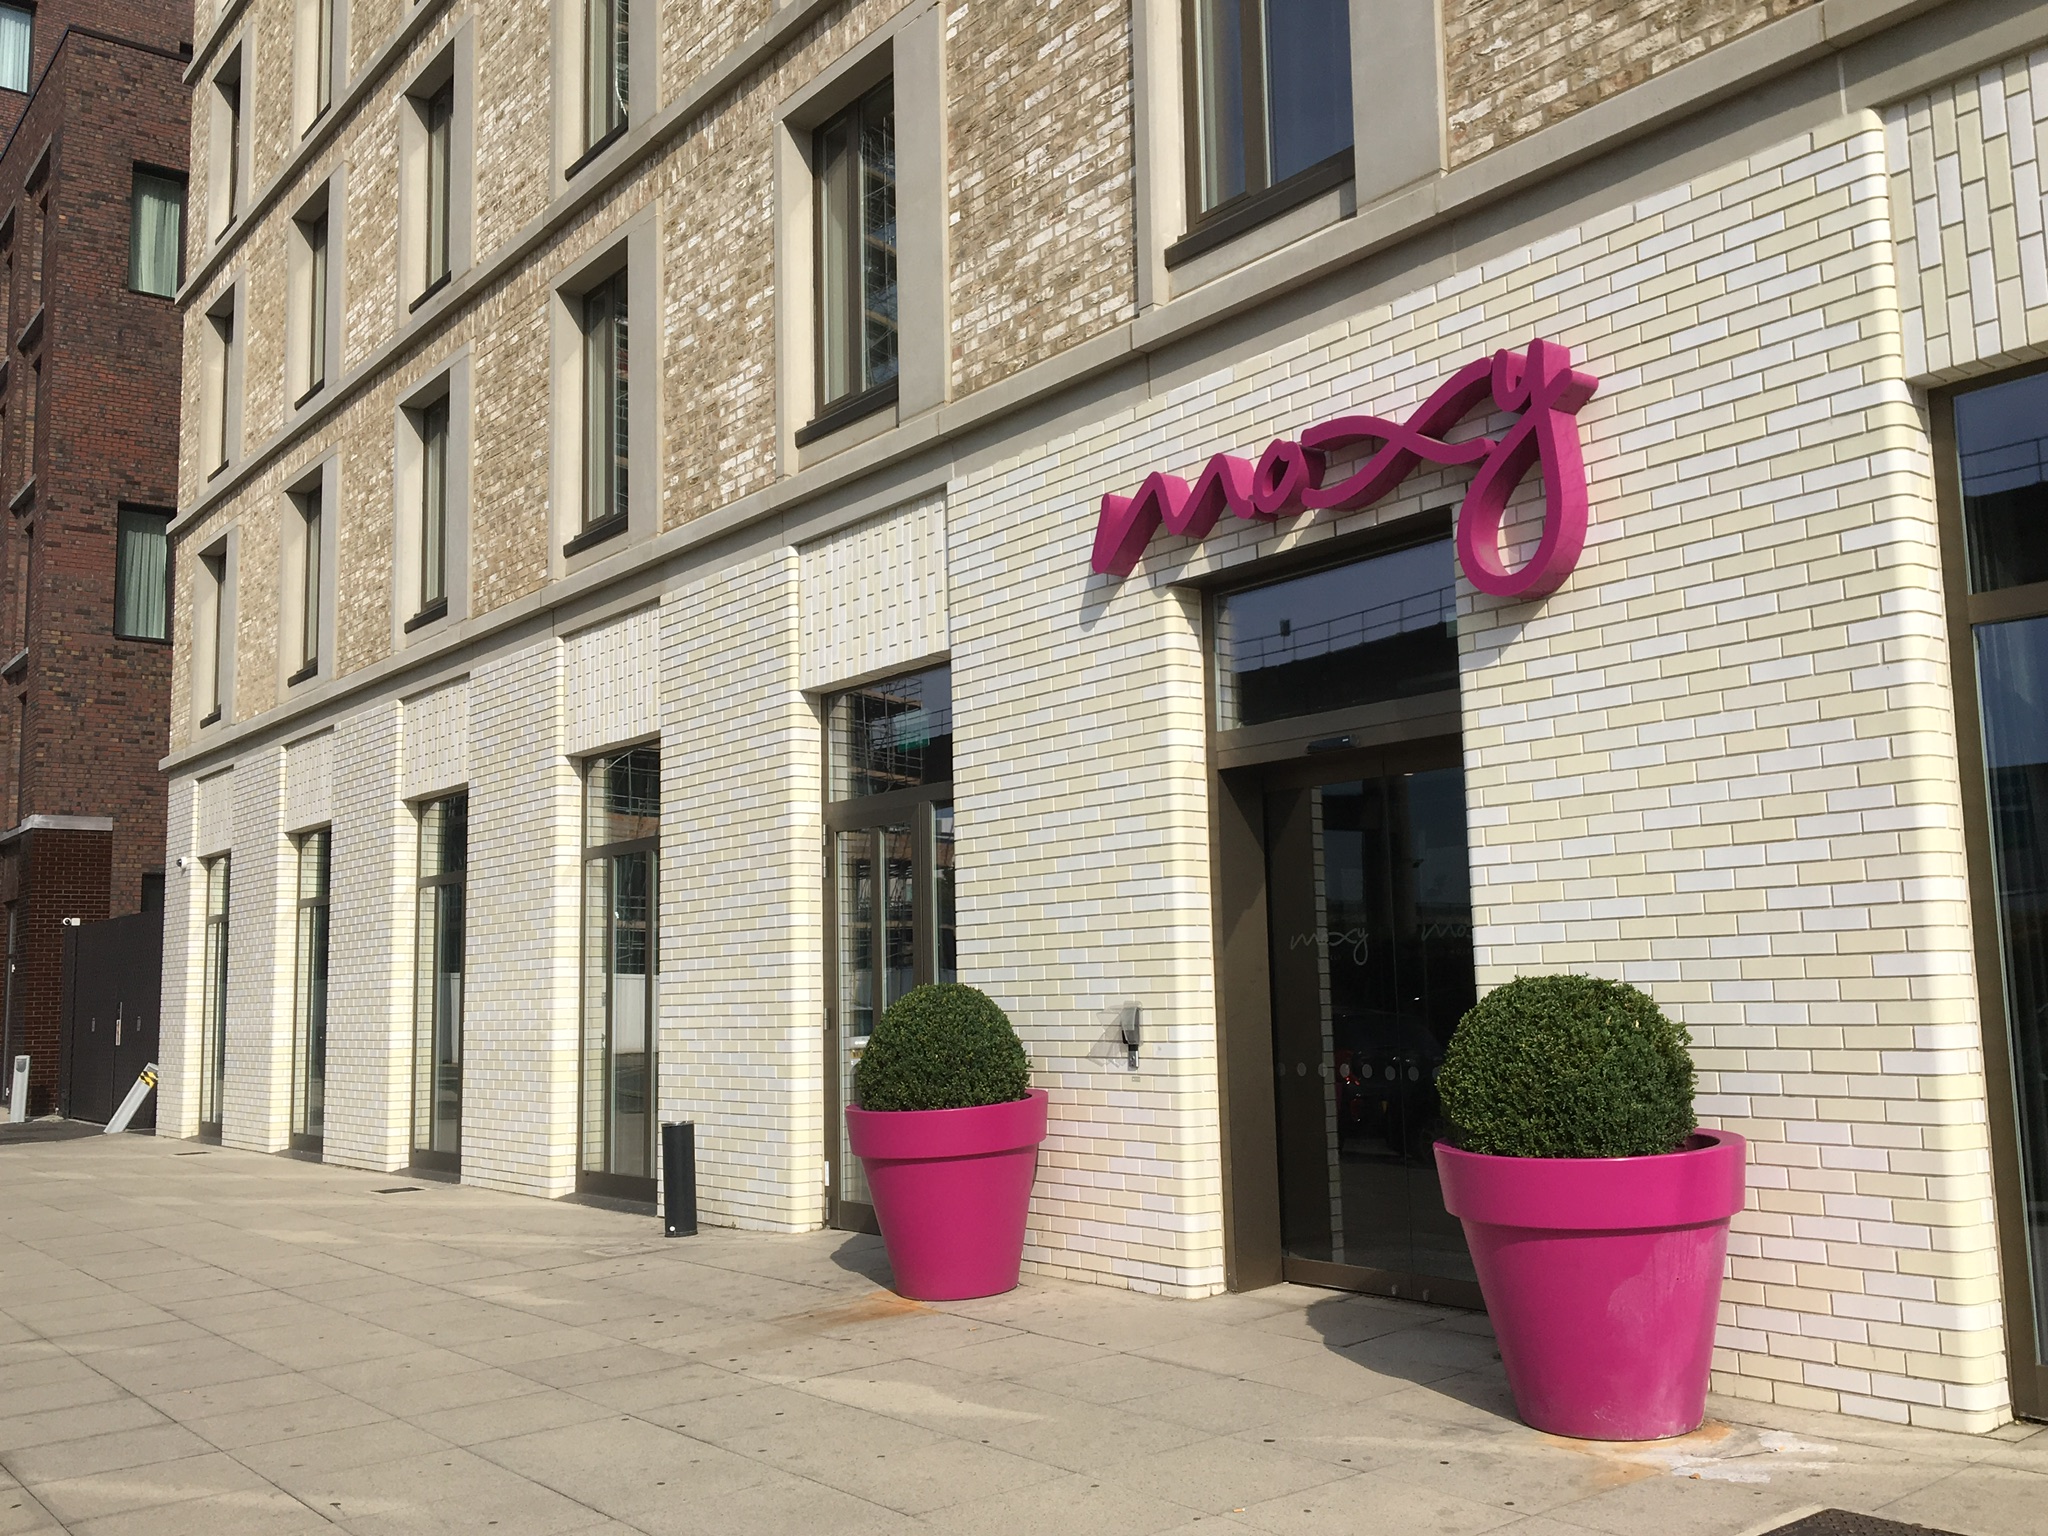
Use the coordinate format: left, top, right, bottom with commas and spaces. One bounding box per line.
853, 983, 1031, 1112
1436, 974, 1696, 1158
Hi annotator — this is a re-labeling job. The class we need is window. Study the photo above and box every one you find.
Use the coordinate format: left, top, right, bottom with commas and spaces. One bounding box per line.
824, 666, 955, 1221
296, 210, 330, 401
423, 82, 453, 294
128, 171, 185, 297
292, 487, 321, 678
291, 828, 329, 1146
216, 65, 243, 229
584, 0, 628, 151
813, 81, 897, 416
418, 395, 448, 614
199, 856, 231, 1137
413, 793, 466, 1170
199, 546, 228, 725
1214, 540, 1458, 729
113, 507, 169, 641
581, 746, 657, 1199
313, 0, 336, 119
0, 6, 28, 95
204, 296, 236, 472
580, 270, 627, 534
1187, 0, 1353, 221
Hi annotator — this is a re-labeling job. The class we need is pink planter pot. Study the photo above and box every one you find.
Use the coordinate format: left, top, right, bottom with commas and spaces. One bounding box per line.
1435, 1129, 1747, 1440
846, 1089, 1048, 1302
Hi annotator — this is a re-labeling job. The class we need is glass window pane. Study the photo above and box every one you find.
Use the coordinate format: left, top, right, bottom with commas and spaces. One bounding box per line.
305, 215, 328, 391
1957, 372, 2048, 593
201, 858, 231, 1130
1192, 0, 1249, 210
836, 828, 876, 1206
935, 803, 956, 985
129, 173, 184, 297
586, 744, 659, 845
584, 0, 627, 145
1975, 615, 2048, 1360
607, 849, 651, 1177
421, 398, 448, 607
882, 824, 914, 1012
300, 492, 321, 668
0, 7, 30, 95
582, 274, 628, 528
858, 84, 897, 392
1216, 541, 1458, 729
816, 114, 854, 406
424, 86, 452, 287
114, 508, 169, 640
293, 829, 329, 1140
830, 666, 953, 799
1264, 0, 1353, 183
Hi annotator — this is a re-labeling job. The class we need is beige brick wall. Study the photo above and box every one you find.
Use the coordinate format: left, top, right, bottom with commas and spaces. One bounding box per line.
945, 0, 1136, 396
1444, 0, 1817, 167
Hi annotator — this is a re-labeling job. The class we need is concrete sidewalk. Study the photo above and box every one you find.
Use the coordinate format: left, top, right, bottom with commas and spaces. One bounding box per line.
2, 1135, 2044, 1536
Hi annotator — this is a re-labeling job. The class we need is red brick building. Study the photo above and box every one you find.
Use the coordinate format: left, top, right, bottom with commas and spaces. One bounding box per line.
0, 4, 190, 1116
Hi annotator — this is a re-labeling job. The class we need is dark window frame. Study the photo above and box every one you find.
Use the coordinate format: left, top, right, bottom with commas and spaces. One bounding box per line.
0, 4, 32, 97
578, 744, 660, 1203
112, 503, 172, 643
583, 0, 628, 153
578, 268, 628, 538
811, 78, 898, 424
411, 791, 467, 1173
289, 826, 330, 1151
126, 166, 187, 298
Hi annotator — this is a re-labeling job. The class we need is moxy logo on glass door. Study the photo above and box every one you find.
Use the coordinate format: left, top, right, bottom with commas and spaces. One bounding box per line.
1091, 339, 1598, 600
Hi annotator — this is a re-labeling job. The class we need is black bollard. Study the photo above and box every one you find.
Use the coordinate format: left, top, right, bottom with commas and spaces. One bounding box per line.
661, 1122, 697, 1237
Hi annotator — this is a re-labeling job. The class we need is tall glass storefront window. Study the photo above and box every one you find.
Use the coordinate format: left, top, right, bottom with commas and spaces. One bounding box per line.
290, 829, 330, 1148
581, 746, 658, 1200
199, 856, 231, 1138
1952, 370, 2048, 1408
413, 793, 466, 1170
825, 666, 955, 1227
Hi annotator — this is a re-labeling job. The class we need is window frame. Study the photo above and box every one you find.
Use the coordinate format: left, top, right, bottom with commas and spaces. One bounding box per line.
807, 79, 899, 432
126, 167, 186, 299
582, 0, 628, 155
578, 744, 660, 1202
411, 791, 467, 1173
576, 268, 628, 545
0, 5, 31, 97
288, 826, 330, 1150
112, 503, 171, 643
198, 853, 231, 1138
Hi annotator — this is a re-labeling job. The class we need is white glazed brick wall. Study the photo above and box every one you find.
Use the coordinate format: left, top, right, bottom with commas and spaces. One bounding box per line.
462, 638, 581, 1197
565, 604, 660, 756
284, 730, 334, 834
798, 490, 951, 691
323, 699, 413, 1172
1888, 50, 2048, 381
157, 775, 201, 1138
195, 768, 235, 857
661, 553, 825, 1230
952, 109, 2006, 1422
403, 678, 470, 801
222, 746, 291, 1153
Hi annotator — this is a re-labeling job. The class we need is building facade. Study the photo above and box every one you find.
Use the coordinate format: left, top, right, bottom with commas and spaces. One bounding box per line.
160, 0, 2048, 1431
0, 2, 190, 1118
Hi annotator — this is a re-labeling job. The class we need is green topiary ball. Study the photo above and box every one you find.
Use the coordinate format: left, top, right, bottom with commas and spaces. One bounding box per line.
853, 983, 1031, 1112
1436, 974, 1697, 1158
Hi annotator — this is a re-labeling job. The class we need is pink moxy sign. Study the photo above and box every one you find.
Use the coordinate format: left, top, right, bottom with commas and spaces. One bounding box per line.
1090, 338, 1598, 600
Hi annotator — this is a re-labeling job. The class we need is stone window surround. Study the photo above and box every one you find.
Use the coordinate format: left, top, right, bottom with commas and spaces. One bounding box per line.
293, 0, 351, 139
391, 350, 472, 648
205, 32, 252, 241
550, 0, 657, 184
1131, 0, 1445, 307
396, 22, 475, 322
547, 209, 660, 578
278, 451, 339, 694
191, 524, 239, 732
285, 170, 347, 416
772, 0, 948, 474
200, 275, 246, 478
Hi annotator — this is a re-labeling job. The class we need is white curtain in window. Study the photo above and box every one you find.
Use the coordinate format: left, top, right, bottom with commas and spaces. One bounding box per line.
116, 510, 168, 640
130, 175, 184, 298
0, 8, 31, 95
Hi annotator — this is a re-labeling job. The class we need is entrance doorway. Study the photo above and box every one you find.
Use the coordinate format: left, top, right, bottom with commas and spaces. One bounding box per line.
1210, 528, 1481, 1304
58, 910, 162, 1128
823, 666, 955, 1232
1258, 749, 1478, 1302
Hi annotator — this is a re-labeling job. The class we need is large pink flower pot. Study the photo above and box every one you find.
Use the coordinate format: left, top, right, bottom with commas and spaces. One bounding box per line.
846, 1089, 1048, 1301
1435, 1129, 1747, 1440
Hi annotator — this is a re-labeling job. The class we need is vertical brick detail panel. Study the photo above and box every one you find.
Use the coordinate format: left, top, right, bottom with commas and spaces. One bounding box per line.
324, 698, 412, 1173
661, 555, 824, 1231
463, 639, 579, 1196
798, 491, 949, 692
564, 605, 659, 757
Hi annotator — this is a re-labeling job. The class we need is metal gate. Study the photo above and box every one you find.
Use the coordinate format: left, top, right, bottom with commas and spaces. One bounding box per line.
59, 911, 163, 1128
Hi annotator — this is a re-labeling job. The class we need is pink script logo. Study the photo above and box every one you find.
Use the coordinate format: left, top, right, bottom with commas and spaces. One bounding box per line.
1091, 338, 1599, 600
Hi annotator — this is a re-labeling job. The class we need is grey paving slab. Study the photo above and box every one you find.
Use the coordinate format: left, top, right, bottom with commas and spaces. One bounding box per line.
7, 1133, 2048, 1536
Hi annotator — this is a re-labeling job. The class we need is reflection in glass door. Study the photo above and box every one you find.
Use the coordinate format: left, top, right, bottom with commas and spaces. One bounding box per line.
413, 793, 465, 1171
198, 856, 231, 1139
581, 747, 658, 1200
824, 665, 956, 1230
1263, 762, 1478, 1303
290, 830, 329, 1149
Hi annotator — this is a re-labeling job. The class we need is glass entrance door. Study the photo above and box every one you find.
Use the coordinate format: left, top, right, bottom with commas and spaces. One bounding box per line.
1261, 753, 1479, 1304
581, 747, 659, 1202
412, 794, 465, 1173
823, 666, 956, 1231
